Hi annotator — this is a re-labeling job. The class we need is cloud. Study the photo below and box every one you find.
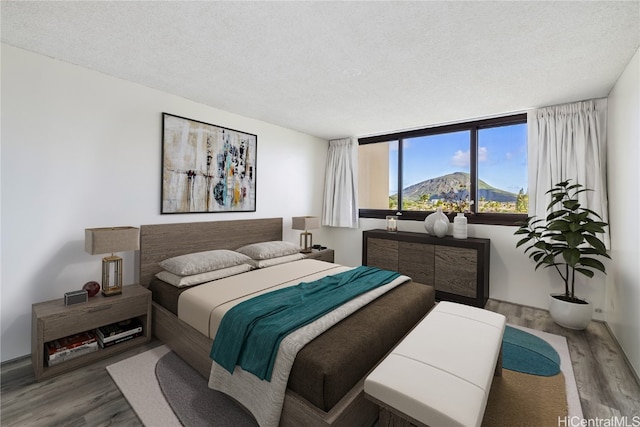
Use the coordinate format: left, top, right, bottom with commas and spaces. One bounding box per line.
478, 146, 488, 162
452, 147, 488, 166
451, 149, 469, 167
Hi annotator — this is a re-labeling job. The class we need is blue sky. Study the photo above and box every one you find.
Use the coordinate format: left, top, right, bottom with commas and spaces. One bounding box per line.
389, 123, 527, 195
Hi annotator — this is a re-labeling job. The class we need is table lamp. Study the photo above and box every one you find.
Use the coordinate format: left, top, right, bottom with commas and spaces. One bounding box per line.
292, 216, 320, 253
85, 226, 140, 296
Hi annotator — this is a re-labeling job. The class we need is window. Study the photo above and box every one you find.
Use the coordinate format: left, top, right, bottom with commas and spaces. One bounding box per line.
358, 114, 527, 225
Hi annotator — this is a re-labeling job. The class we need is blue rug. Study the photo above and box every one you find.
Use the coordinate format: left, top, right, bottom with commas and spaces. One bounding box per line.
503, 325, 561, 376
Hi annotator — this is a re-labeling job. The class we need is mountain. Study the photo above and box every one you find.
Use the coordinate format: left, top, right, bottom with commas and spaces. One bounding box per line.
401, 172, 518, 203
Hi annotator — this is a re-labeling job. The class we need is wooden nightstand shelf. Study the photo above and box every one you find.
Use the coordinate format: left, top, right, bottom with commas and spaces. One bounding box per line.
304, 248, 335, 263
31, 284, 151, 381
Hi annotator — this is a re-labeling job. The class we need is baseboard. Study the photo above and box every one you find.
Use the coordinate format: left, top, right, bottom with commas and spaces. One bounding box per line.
0, 353, 30, 366
486, 298, 608, 323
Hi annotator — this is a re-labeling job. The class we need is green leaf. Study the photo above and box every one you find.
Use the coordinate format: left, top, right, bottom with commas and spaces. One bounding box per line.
573, 187, 591, 196
565, 231, 584, 248
562, 248, 580, 266
516, 237, 532, 248
565, 213, 582, 223
580, 247, 611, 258
576, 212, 590, 221
563, 200, 580, 211
584, 235, 607, 253
514, 228, 532, 235
575, 268, 595, 278
548, 220, 570, 231
529, 218, 545, 227
547, 196, 566, 211
533, 241, 549, 250
579, 257, 606, 273
582, 222, 606, 234
582, 208, 602, 220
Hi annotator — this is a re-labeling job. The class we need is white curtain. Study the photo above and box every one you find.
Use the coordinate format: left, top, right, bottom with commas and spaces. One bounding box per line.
528, 98, 610, 248
322, 137, 358, 228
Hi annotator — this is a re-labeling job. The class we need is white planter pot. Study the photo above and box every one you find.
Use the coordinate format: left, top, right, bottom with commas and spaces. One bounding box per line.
548, 294, 592, 330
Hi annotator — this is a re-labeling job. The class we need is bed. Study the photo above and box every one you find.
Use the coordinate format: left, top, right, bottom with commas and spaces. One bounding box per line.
139, 218, 435, 427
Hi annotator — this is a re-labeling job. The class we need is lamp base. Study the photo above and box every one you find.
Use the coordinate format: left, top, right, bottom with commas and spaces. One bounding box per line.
102, 255, 123, 297
299, 231, 313, 253
102, 288, 122, 297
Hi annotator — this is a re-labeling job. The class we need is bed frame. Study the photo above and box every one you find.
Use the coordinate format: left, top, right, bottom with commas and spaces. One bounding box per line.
139, 218, 379, 427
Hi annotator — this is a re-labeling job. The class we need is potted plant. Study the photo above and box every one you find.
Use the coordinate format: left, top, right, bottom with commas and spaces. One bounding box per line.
514, 180, 610, 329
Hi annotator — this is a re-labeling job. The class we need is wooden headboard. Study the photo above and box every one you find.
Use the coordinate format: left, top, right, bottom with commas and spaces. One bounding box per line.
139, 218, 283, 287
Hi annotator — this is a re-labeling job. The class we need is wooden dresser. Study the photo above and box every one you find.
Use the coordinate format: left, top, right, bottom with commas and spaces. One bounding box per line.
362, 229, 490, 307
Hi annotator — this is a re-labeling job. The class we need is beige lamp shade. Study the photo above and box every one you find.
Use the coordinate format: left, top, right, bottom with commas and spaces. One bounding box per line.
85, 227, 140, 255
292, 216, 320, 231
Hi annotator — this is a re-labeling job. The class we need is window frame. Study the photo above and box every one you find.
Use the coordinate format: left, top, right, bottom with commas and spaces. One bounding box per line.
358, 113, 528, 226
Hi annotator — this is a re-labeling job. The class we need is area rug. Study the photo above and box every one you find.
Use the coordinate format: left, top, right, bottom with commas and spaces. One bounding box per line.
107, 325, 583, 427
502, 325, 561, 376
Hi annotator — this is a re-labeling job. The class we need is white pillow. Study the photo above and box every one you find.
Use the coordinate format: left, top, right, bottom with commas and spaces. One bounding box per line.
236, 241, 300, 260
248, 253, 305, 268
159, 249, 252, 276
155, 264, 253, 288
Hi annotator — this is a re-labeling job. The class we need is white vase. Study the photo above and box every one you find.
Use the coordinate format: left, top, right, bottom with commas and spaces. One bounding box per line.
548, 294, 592, 330
453, 213, 467, 239
424, 207, 448, 235
433, 218, 448, 237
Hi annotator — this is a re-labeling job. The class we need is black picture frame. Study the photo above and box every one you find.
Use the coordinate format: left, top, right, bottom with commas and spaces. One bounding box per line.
161, 113, 257, 214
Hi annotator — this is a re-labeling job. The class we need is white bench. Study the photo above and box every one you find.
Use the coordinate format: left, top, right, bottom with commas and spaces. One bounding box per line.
364, 301, 506, 427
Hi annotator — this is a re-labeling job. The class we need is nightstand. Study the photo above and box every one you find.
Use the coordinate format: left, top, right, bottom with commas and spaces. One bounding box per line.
304, 248, 335, 263
31, 284, 151, 381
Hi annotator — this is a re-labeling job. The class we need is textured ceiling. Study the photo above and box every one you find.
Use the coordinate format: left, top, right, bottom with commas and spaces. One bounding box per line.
2, 1, 639, 140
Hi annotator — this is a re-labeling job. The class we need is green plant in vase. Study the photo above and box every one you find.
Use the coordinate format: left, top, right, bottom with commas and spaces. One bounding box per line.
514, 180, 610, 329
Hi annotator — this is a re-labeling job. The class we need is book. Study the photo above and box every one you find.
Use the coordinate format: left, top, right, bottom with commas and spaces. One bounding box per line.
45, 331, 97, 358
46, 341, 98, 366
96, 323, 143, 344
96, 318, 143, 342
97, 331, 142, 348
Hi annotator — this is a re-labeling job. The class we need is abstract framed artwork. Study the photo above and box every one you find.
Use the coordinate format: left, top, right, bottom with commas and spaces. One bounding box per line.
161, 113, 257, 214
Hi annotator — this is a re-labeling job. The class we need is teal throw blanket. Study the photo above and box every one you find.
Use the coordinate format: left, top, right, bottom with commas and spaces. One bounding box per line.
210, 266, 401, 381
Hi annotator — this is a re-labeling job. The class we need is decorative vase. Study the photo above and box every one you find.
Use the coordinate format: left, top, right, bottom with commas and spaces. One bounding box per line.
453, 213, 467, 239
424, 207, 448, 235
433, 218, 449, 237
548, 294, 592, 330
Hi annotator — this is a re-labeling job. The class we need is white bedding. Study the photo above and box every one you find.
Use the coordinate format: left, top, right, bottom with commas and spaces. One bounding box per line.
178, 259, 346, 338
177, 259, 410, 427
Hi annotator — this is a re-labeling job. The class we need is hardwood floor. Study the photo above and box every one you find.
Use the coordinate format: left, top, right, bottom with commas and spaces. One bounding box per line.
1, 340, 163, 427
485, 299, 640, 421
2, 300, 639, 426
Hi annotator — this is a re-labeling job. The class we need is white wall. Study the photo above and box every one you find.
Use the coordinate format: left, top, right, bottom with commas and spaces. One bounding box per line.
606, 48, 640, 378
0, 45, 328, 362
